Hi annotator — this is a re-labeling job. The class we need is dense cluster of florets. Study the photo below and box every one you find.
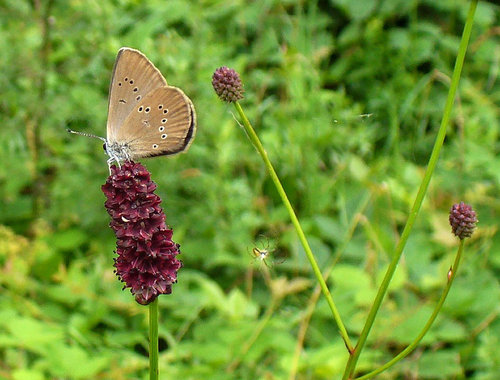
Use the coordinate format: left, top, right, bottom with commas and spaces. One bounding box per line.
449, 202, 478, 240
212, 66, 244, 103
102, 161, 182, 305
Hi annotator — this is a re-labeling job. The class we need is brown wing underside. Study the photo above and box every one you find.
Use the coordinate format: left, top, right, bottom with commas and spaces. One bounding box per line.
106, 48, 167, 141
112, 86, 197, 159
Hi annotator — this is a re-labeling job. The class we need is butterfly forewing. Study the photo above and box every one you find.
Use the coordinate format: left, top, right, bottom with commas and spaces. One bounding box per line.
114, 86, 196, 159
106, 48, 167, 142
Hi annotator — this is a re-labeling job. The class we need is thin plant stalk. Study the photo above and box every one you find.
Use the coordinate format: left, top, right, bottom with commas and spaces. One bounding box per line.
289, 193, 371, 380
342, 1, 478, 378
233, 102, 354, 352
355, 241, 465, 379
149, 299, 159, 380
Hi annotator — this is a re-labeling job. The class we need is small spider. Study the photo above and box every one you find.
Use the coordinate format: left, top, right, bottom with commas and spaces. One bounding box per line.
249, 236, 285, 268
251, 246, 273, 267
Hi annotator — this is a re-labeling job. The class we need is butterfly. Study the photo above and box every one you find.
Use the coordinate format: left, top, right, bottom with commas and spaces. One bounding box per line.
69, 47, 196, 168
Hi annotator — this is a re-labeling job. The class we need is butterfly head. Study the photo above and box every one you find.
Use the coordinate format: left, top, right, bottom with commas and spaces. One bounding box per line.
104, 141, 133, 166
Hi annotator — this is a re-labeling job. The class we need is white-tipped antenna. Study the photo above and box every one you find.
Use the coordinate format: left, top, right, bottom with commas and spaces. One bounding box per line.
67, 128, 107, 142
67, 129, 119, 172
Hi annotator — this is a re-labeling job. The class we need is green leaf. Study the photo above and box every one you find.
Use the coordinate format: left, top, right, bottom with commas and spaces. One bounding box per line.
12, 370, 45, 380
417, 350, 463, 379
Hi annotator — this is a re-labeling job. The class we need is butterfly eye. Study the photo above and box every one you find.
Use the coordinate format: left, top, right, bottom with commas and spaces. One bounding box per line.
102, 143, 107, 152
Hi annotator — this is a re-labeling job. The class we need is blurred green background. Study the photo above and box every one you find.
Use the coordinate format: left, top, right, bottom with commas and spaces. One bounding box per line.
0, 0, 499, 379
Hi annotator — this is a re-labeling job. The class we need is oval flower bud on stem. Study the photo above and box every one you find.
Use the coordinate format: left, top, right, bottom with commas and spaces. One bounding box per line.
101, 161, 182, 305
211, 65, 353, 353
449, 202, 478, 240
212, 66, 244, 103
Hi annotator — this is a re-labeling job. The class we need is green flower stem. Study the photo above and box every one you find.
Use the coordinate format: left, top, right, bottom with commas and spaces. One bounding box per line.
149, 298, 159, 380
343, 1, 478, 378
289, 194, 371, 380
355, 241, 465, 379
233, 101, 354, 352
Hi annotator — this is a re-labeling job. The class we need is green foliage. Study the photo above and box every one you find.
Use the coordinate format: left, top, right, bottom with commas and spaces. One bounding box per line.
0, 0, 498, 378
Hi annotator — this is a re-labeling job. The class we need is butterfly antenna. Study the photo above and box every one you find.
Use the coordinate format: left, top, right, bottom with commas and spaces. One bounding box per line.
67, 128, 106, 142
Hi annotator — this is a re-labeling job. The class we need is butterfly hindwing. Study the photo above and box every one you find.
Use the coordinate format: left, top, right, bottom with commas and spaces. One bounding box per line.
113, 86, 196, 159
106, 48, 167, 142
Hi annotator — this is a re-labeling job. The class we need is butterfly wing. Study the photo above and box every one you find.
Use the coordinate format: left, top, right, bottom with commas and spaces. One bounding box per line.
113, 86, 196, 159
106, 47, 167, 142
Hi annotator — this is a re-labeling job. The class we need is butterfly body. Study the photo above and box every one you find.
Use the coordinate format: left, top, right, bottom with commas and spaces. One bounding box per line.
69, 47, 196, 168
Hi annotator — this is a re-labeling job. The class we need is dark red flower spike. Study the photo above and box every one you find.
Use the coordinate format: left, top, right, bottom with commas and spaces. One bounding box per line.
102, 161, 182, 305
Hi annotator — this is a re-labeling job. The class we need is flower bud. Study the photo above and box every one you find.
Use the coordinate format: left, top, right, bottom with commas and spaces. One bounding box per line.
212, 66, 244, 103
449, 202, 478, 240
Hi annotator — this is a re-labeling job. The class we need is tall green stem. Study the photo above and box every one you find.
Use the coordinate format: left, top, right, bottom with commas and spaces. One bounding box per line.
149, 299, 159, 380
289, 194, 371, 380
343, 1, 478, 378
233, 102, 353, 352
355, 241, 464, 379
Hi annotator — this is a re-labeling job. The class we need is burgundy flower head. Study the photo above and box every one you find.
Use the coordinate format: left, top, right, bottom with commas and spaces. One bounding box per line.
212, 66, 244, 103
102, 161, 182, 305
449, 202, 478, 240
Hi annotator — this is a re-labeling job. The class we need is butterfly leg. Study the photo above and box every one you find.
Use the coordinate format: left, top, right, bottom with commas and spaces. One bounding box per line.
107, 156, 122, 174
106, 158, 114, 174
